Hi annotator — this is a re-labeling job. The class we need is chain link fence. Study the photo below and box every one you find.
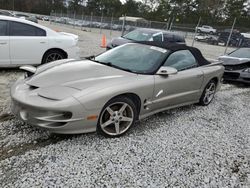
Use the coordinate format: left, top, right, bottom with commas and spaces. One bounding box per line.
49, 11, 250, 52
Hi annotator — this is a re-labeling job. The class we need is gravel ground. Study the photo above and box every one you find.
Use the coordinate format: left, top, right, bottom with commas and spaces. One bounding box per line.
0, 22, 249, 187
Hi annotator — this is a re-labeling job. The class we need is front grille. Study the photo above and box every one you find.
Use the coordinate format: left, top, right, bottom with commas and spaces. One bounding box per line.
224, 72, 240, 79
224, 63, 249, 71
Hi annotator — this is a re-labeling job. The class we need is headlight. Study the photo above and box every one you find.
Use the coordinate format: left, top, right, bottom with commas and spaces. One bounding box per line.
243, 68, 250, 73
38, 86, 79, 100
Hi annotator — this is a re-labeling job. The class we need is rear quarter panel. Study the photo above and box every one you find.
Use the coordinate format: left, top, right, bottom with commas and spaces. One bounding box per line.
200, 64, 225, 92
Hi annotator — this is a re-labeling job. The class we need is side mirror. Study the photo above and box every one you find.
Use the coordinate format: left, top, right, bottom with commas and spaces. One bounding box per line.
156, 66, 178, 76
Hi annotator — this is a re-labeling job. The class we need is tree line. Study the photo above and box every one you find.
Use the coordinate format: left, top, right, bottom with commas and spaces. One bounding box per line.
0, 0, 249, 27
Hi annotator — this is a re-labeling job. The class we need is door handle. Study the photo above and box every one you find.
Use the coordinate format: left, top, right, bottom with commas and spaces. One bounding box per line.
0, 42, 7, 45
40, 41, 46, 44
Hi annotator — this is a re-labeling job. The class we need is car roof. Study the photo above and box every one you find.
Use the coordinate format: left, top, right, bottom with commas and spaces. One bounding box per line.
0, 15, 58, 36
134, 41, 210, 66
136, 28, 183, 36
0, 15, 30, 22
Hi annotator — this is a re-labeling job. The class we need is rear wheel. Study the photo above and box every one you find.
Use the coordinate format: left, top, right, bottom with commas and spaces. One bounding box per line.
199, 80, 217, 106
97, 97, 137, 137
42, 50, 65, 64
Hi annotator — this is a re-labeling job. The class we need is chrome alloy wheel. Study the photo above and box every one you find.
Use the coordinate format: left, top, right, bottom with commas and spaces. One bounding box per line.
100, 102, 134, 136
46, 53, 63, 63
203, 82, 216, 105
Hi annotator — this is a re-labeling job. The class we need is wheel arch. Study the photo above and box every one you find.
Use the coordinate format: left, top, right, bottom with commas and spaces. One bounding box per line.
210, 77, 219, 86
109, 93, 142, 119
42, 48, 68, 64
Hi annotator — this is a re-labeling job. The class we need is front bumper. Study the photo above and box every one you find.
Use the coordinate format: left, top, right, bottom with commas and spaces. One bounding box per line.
11, 79, 99, 134
223, 70, 250, 84
65, 46, 81, 60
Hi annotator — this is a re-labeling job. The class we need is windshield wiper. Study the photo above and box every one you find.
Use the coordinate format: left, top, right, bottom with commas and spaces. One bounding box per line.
93, 60, 136, 73
84, 55, 95, 60
106, 62, 136, 73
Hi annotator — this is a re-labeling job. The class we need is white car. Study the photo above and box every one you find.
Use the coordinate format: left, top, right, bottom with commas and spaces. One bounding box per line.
195, 33, 210, 41
196, 25, 217, 34
0, 15, 80, 67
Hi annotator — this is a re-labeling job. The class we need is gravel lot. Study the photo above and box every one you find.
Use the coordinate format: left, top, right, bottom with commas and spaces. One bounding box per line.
0, 22, 249, 187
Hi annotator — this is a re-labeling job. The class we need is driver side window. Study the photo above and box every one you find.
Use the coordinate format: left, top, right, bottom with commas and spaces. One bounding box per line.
163, 50, 198, 71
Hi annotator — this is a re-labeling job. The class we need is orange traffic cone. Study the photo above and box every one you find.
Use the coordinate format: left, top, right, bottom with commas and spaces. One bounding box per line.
101, 34, 107, 48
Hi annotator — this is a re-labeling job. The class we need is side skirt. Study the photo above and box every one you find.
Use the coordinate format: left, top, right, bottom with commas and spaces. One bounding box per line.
139, 100, 199, 120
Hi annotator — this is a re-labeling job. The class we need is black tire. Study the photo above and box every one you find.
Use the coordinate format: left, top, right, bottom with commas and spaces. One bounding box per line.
209, 31, 214, 35
97, 96, 138, 137
199, 80, 217, 106
42, 50, 66, 64
197, 29, 201, 33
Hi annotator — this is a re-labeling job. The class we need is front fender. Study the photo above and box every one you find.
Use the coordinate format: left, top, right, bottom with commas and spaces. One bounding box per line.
73, 75, 155, 113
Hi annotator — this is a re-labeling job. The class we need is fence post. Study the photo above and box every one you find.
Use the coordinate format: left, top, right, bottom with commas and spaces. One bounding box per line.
81, 13, 84, 30
192, 17, 201, 47
50, 11, 52, 25
224, 17, 237, 54
169, 16, 175, 30
60, 9, 63, 26
121, 14, 126, 36
100, 10, 103, 34
110, 13, 113, 36
55, 11, 57, 25
90, 12, 93, 32
73, 11, 76, 28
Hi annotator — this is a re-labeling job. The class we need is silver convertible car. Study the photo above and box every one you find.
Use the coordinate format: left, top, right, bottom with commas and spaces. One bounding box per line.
11, 42, 224, 137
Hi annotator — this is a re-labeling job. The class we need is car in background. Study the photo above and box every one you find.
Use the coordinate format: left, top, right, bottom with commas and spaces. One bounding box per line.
42, 16, 50, 21
195, 34, 219, 45
195, 33, 211, 41
15, 13, 38, 23
196, 25, 217, 35
0, 10, 15, 17
106, 28, 186, 50
11, 42, 224, 137
241, 32, 250, 39
0, 15, 80, 67
219, 48, 250, 84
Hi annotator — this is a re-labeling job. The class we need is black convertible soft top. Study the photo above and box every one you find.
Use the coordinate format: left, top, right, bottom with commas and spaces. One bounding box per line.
135, 41, 211, 66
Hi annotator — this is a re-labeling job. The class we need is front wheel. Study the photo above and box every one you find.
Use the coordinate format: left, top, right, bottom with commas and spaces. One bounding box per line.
97, 97, 137, 137
199, 80, 217, 106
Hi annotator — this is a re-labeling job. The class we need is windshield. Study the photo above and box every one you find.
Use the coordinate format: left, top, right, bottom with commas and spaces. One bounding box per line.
229, 48, 250, 58
123, 30, 153, 41
95, 43, 168, 74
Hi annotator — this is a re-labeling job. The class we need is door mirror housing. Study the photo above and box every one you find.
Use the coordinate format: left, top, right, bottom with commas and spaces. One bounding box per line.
156, 66, 178, 76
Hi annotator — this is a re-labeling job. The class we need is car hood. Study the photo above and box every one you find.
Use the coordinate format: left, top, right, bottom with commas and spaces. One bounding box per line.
110, 37, 132, 47
26, 59, 135, 91
218, 56, 250, 65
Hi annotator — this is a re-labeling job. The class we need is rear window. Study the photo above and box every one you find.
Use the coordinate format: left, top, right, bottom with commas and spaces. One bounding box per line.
174, 35, 185, 43
0, 20, 7, 36
123, 30, 152, 41
164, 34, 185, 43
10, 21, 46, 36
